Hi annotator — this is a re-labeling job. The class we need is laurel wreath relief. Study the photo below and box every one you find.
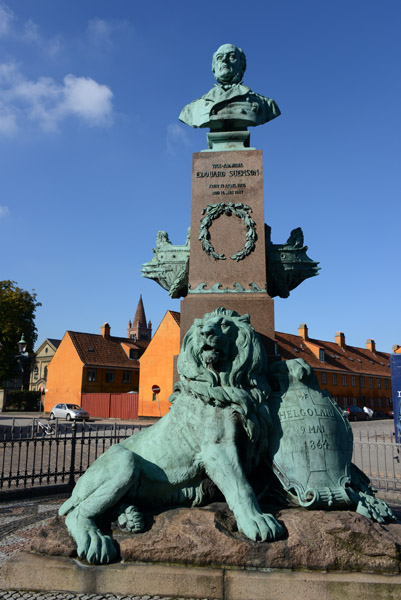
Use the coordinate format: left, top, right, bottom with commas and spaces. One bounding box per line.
199, 202, 257, 261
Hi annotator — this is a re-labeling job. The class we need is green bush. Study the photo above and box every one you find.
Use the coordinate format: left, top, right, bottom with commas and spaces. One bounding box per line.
5, 390, 41, 411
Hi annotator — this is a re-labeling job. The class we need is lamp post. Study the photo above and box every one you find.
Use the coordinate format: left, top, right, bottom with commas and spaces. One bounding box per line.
17, 333, 28, 390
18, 334, 27, 355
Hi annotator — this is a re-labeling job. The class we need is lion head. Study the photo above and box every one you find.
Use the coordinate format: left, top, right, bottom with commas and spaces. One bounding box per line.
170, 308, 271, 446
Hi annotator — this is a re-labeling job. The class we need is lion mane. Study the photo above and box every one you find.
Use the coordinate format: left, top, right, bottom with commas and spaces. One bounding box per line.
170, 307, 272, 455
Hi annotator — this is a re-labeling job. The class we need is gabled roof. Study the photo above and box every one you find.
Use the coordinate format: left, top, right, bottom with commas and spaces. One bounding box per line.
67, 331, 146, 369
35, 338, 61, 355
47, 339, 61, 349
275, 331, 391, 376
169, 311, 180, 326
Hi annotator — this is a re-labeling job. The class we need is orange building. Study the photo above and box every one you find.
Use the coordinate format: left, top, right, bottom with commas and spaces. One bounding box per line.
44, 322, 149, 412
276, 324, 392, 413
44, 296, 152, 413
138, 314, 394, 417
138, 311, 180, 417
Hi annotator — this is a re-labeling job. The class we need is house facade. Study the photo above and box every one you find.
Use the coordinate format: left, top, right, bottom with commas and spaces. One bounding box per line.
29, 338, 61, 392
137, 316, 394, 417
44, 296, 152, 413
276, 324, 392, 412
138, 310, 180, 418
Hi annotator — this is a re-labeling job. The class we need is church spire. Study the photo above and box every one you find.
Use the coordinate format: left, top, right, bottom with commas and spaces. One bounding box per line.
127, 295, 152, 341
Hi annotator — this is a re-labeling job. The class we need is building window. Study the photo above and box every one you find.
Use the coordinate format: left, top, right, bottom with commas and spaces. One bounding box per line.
369, 377, 373, 389
105, 371, 114, 383
377, 378, 381, 389
33, 366, 38, 380
321, 372, 327, 385
319, 349, 325, 362
384, 379, 389, 390
351, 376, 356, 387
342, 374, 347, 386
332, 373, 338, 385
129, 349, 139, 359
122, 371, 131, 384
87, 369, 97, 382
360, 377, 365, 388
44, 366, 48, 380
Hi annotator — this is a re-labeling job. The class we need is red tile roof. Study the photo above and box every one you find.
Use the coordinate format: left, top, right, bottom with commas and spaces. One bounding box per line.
67, 331, 147, 369
275, 331, 391, 376
169, 311, 181, 326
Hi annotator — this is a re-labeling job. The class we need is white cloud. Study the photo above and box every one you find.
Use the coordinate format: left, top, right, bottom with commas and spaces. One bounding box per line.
0, 3, 62, 56
21, 18, 40, 43
87, 17, 127, 48
61, 74, 113, 125
0, 206, 10, 218
166, 122, 191, 154
0, 3, 14, 37
87, 18, 113, 46
0, 62, 114, 134
45, 34, 63, 59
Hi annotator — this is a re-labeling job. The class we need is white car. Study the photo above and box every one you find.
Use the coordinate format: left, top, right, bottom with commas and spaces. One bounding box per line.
49, 403, 90, 421
363, 406, 374, 419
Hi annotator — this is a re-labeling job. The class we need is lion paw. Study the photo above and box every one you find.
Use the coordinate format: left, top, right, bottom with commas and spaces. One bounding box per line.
355, 492, 396, 523
117, 504, 144, 532
65, 513, 118, 564
76, 526, 118, 564
237, 511, 284, 542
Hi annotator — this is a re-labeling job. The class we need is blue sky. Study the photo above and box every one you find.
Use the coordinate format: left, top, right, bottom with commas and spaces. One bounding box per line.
1, 0, 400, 353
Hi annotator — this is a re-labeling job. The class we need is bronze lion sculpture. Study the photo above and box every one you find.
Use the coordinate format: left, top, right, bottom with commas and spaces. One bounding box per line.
59, 308, 284, 564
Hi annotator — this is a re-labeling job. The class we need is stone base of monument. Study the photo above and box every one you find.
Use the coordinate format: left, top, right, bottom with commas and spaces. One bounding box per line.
2, 503, 401, 599
180, 294, 275, 354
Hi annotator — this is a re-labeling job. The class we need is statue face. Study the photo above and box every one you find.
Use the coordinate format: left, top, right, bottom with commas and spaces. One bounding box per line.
212, 44, 244, 84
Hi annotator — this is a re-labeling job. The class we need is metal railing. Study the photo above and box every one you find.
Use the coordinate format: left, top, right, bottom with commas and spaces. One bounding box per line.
352, 430, 401, 492
1, 420, 400, 495
0, 419, 148, 490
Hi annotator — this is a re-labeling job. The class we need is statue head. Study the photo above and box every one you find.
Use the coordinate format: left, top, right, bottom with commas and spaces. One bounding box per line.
212, 44, 246, 85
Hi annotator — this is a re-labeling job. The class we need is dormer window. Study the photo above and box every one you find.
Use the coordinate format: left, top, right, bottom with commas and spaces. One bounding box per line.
129, 349, 139, 359
319, 348, 325, 362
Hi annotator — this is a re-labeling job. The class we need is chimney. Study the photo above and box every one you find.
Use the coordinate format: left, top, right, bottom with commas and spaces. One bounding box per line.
298, 323, 309, 340
101, 323, 110, 339
366, 339, 376, 353
335, 331, 346, 349
393, 345, 401, 353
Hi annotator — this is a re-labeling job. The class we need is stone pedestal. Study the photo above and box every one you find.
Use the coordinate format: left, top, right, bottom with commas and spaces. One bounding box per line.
181, 149, 275, 353
3, 505, 401, 599
180, 293, 275, 354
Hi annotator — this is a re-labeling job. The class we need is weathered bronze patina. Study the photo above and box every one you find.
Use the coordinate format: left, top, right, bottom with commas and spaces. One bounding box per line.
179, 44, 280, 133
142, 223, 319, 299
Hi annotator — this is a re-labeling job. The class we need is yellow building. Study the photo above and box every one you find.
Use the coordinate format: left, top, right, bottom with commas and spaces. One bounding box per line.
29, 338, 60, 392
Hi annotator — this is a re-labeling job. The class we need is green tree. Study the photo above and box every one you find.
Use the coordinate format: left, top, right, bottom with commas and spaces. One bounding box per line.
0, 281, 41, 386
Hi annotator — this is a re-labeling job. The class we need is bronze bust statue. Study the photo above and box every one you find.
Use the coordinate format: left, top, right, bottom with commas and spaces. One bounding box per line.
179, 44, 281, 132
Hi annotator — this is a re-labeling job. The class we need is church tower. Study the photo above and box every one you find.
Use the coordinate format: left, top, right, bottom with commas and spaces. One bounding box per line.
127, 295, 152, 341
